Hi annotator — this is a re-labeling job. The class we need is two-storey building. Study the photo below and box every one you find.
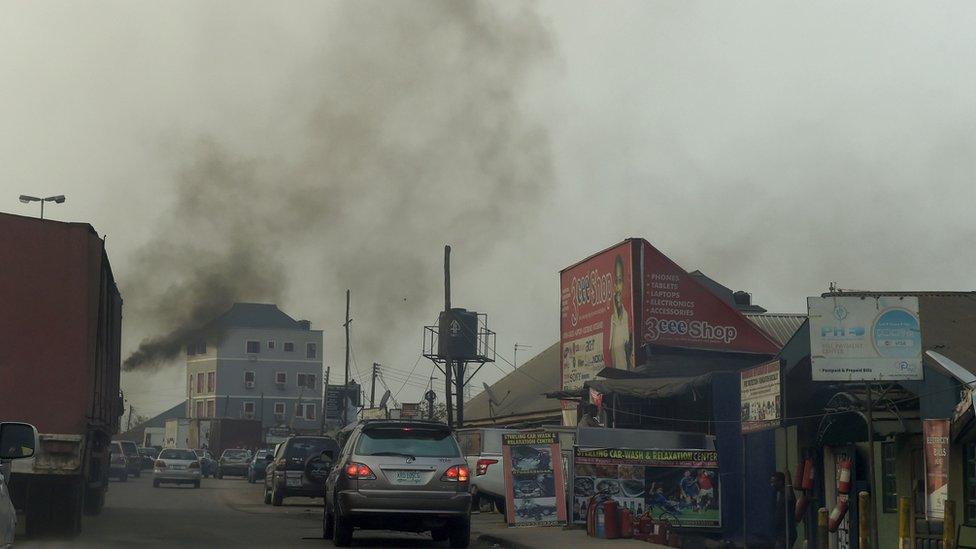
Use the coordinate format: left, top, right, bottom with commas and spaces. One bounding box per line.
185, 302, 324, 436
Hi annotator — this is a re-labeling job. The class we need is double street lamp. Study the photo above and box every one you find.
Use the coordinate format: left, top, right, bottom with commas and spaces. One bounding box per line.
19, 194, 65, 219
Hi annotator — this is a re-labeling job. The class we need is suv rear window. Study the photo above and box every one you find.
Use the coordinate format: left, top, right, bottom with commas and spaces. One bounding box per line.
119, 441, 139, 455
357, 427, 460, 458
159, 449, 197, 460
286, 438, 338, 460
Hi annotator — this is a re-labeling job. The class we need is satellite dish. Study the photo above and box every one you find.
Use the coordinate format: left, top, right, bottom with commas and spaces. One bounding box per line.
483, 382, 500, 406
379, 390, 392, 409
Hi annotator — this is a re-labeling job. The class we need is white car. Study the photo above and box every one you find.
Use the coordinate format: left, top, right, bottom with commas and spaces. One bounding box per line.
456, 428, 510, 514
152, 448, 202, 488
1, 422, 37, 548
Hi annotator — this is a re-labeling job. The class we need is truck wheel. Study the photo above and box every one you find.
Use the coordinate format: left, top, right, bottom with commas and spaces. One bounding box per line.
431, 527, 448, 541
83, 485, 105, 516
52, 482, 84, 537
448, 517, 470, 548
323, 502, 334, 539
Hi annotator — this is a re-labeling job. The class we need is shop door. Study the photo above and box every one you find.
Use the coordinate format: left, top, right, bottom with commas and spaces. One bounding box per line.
912, 445, 944, 548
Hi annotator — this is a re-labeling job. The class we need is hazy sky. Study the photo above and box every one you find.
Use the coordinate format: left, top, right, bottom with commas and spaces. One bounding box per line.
3, 1, 974, 418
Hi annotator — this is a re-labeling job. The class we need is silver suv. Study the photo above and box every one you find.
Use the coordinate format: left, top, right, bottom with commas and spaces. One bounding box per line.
323, 420, 471, 547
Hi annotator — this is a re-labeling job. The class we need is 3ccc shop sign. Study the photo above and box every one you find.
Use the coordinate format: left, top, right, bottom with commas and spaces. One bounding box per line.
645, 317, 738, 344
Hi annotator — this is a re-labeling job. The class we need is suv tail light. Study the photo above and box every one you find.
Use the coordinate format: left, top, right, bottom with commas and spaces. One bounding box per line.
154, 460, 166, 468
189, 461, 200, 469
441, 465, 470, 483
345, 462, 376, 480
476, 459, 498, 476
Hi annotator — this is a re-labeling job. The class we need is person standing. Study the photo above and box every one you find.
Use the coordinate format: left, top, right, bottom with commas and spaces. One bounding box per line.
608, 255, 633, 370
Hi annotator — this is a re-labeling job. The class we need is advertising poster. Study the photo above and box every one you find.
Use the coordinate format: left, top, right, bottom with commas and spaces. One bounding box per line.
502, 432, 567, 527
573, 447, 720, 528
640, 241, 779, 355
923, 419, 950, 520
808, 296, 922, 381
740, 360, 781, 434
560, 241, 635, 393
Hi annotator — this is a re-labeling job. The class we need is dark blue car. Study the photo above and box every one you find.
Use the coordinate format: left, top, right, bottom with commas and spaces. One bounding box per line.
247, 448, 274, 483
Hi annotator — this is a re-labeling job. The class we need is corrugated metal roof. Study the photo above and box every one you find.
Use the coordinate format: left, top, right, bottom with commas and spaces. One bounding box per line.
744, 313, 806, 348
208, 302, 307, 330
464, 343, 561, 424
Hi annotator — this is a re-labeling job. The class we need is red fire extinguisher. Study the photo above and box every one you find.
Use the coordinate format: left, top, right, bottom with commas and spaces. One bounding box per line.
837, 459, 852, 494
801, 457, 815, 490
601, 499, 620, 539
619, 507, 633, 538
794, 491, 810, 522
586, 496, 598, 537
828, 494, 850, 532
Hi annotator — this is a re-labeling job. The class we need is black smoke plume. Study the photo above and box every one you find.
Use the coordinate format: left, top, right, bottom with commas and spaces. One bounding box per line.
123, 2, 555, 371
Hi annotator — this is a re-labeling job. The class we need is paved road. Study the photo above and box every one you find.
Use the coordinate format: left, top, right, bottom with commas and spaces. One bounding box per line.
18, 474, 495, 548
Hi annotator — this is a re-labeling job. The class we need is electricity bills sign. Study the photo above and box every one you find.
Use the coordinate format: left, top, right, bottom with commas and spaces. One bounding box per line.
808, 296, 922, 381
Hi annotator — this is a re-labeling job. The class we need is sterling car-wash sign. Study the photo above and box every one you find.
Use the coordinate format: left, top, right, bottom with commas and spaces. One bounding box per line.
808, 296, 922, 381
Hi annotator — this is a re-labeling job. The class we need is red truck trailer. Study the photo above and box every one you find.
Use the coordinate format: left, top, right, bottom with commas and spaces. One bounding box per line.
208, 418, 263, 457
0, 212, 123, 536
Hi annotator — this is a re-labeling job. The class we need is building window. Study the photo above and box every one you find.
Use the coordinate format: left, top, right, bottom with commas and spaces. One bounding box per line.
274, 402, 286, 418
306, 343, 317, 359
195, 400, 204, 418
297, 373, 315, 390
207, 371, 215, 393
244, 371, 255, 388
275, 372, 286, 385
187, 344, 196, 357
206, 400, 215, 418
296, 403, 315, 420
268, 340, 276, 350
196, 372, 204, 393
966, 443, 976, 524
197, 342, 207, 355
246, 340, 260, 354
243, 401, 255, 418
284, 342, 294, 352
882, 442, 897, 513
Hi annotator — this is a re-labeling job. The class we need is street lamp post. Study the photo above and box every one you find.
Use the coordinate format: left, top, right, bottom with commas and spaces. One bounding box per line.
19, 195, 65, 219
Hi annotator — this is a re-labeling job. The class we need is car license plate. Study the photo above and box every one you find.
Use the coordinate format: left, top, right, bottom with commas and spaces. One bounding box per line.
287, 477, 302, 487
171, 465, 184, 470
393, 471, 423, 485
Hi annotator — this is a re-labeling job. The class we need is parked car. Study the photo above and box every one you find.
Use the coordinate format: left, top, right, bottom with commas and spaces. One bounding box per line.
247, 448, 273, 483
323, 420, 471, 548
265, 436, 338, 506
1, 422, 36, 549
109, 442, 128, 482
193, 449, 216, 478
138, 447, 158, 470
114, 441, 142, 478
456, 427, 510, 514
216, 448, 250, 479
153, 448, 202, 488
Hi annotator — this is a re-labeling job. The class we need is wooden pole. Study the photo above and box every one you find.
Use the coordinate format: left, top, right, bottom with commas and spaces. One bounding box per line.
898, 497, 911, 549
444, 245, 454, 429
944, 499, 957, 549
858, 491, 870, 549
343, 290, 350, 425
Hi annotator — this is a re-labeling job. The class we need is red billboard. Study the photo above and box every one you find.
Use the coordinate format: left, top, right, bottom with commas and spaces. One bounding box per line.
640, 241, 778, 354
560, 241, 636, 392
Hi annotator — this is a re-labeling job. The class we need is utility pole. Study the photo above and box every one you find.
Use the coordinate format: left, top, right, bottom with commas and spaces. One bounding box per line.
126, 405, 134, 431
321, 366, 330, 434
444, 245, 454, 429
343, 289, 351, 425
370, 363, 380, 407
